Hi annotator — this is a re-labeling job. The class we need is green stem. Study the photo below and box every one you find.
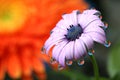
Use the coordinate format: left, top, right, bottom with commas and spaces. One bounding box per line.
89, 54, 99, 80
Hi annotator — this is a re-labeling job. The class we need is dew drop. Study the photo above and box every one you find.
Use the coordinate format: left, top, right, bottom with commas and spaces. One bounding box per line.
100, 26, 106, 30
41, 47, 46, 54
58, 65, 64, 70
93, 12, 101, 16
104, 41, 111, 47
104, 22, 108, 29
77, 11, 80, 14
100, 22, 108, 30
100, 16, 102, 19
50, 31, 53, 34
66, 60, 73, 66
88, 49, 95, 56
77, 59, 85, 66
88, 52, 93, 56
50, 58, 57, 64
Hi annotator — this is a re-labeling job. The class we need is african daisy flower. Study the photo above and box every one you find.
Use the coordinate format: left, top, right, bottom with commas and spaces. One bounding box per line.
0, 0, 88, 79
43, 9, 111, 69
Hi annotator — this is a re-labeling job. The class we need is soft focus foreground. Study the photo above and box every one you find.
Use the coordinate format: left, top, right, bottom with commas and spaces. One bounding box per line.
0, 0, 88, 80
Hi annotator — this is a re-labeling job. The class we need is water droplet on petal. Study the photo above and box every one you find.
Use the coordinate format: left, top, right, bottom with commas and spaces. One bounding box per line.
66, 60, 73, 66
104, 41, 111, 47
93, 12, 101, 16
100, 26, 106, 31
76, 11, 80, 14
50, 58, 57, 64
50, 31, 53, 34
100, 22, 108, 30
88, 52, 93, 56
77, 59, 85, 66
100, 16, 102, 19
104, 22, 108, 29
41, 47, 46, 54
88, 49, 95, 56
58, 65, 64, 70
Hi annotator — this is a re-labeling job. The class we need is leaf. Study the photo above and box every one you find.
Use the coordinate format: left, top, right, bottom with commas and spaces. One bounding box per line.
112, 72, 120, 80
108, 41, 120, 78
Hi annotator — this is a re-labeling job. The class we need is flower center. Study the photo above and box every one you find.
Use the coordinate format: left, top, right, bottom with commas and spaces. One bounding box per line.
65, 24, 83, 41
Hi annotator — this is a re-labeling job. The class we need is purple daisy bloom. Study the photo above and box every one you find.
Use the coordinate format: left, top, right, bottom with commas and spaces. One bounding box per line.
43, 9, 110, 69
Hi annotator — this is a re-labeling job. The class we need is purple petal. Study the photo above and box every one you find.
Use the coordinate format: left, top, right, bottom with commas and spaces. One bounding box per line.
58, 41, 75, 67
84, 20, 105, 34
74, 39, 87, 59
51, 27, 67, 37
64, 41, 74, 60
85, 32, 106, 44
58, 46, 66, 67
78, 14, 100, 29
84, 19, 104, 29
83, 9, 100, 15
62, 10, 79, 26
52, 40, 68, 62
56, 19, 70, 30
90, 19, 104, 27
44, 36, 65, 54
80, 34, 94, 49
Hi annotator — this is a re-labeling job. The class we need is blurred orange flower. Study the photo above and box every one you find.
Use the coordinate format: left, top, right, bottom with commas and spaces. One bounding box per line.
0, 0, 88, 80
